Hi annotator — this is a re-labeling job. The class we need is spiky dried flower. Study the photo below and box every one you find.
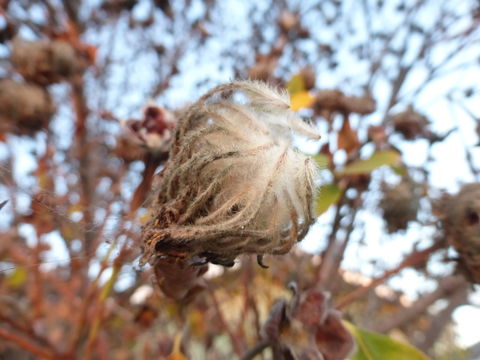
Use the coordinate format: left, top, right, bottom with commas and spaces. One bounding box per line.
141, 81, 320, 267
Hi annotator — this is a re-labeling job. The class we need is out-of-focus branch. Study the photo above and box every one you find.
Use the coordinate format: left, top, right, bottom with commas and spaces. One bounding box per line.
318, 204, 358, 291
0, 312, 55, 350
207, 284, 245, 355
414, 280, 469, 353
336, 241, 445, 310
0, 328, 59, 360
240, 340, 270, 360
71, 79, 96, 257
317, 193, 345, 287
373, 275, 468, 334
466, 342, 480, 360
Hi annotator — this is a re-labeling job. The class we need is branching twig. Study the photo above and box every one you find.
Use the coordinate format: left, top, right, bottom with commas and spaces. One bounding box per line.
336, 241, 445, 310
240, 340, 271, 360
0, 328, 59, 360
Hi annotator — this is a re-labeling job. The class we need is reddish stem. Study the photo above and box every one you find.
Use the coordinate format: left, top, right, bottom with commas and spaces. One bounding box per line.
0, 328, 59, 360
336, 241, 445, 310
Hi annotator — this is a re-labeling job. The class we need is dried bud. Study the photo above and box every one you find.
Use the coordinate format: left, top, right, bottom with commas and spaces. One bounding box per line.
313, 89, 376, 119
0, 79, 54, 135
278, 11, 299, 33
116, 104, 176, 162
247, 53, 279, 82
142, 81, 320, 267
379, 179, 420, 233
445, 183, 480, 283
11, 38, 86, 85
389, 106, 429, 140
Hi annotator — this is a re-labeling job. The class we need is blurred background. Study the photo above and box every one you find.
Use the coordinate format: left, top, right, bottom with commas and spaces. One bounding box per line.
0, 0, 479, 359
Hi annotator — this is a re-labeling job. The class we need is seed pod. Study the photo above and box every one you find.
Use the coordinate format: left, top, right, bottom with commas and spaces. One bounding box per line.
11, 38, 84, 85
389, 106, 429, 140
446, 183, 480, 283
141, 81, 320, 266
0, 79, 54, 135
379, 179, 420, 233
313, 89, 376, 120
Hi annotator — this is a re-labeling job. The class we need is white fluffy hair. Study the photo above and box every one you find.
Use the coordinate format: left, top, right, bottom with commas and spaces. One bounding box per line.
141, 81, 320, 266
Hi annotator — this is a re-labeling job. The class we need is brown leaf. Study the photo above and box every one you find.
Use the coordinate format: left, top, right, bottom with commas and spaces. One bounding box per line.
337, 116, 360, 155
296, 290, 328, 330
153, 257, 208, 302
262, 287, 353, 360
315, 310, 354, 360
262, 298, 288, 341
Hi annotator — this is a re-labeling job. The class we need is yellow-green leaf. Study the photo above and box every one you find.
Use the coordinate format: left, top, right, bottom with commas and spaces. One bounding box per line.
313, 154, 329, 169
7, 267, 28, 288
336, 150, 401, 176
316, 183, 342, 215
345, 322, 430, 360
287, 73, 306, 95
291, 91, 315, 111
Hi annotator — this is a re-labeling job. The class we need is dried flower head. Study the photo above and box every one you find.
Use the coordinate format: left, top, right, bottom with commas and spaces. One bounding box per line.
0, 79, 54, 135
11, 38, 85, 85
116, 104, 176, 162
445, 183, 480, 283
141, 81, 320, 267
389, 106, 429, 140
379, 179, 420, 233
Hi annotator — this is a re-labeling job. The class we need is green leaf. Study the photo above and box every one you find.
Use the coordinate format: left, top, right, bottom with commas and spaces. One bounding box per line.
287, 74, 306, 95
7, 267, 28, 288
336, 150, 401, 176
390, 165, 407, 176
316, 183, 342, 215
345, 322, 430, 360
313, 154, 329, 169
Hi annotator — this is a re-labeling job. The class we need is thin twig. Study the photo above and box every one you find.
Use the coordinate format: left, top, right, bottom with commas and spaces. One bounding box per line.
207, 284, 245, 355
336, 241, 444, 310
240, 340, 271, 360
0, 328, 59, 360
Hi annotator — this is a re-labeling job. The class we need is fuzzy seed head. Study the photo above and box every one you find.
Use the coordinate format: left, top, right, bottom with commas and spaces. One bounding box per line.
141, 81, 320, 266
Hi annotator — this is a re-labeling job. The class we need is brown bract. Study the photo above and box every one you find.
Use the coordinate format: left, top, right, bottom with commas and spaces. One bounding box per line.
141, 81, 320, 267
262, 287, 354, 360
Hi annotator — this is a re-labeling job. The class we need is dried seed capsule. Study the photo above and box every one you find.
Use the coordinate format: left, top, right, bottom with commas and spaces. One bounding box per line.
446, 183, 480, 283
